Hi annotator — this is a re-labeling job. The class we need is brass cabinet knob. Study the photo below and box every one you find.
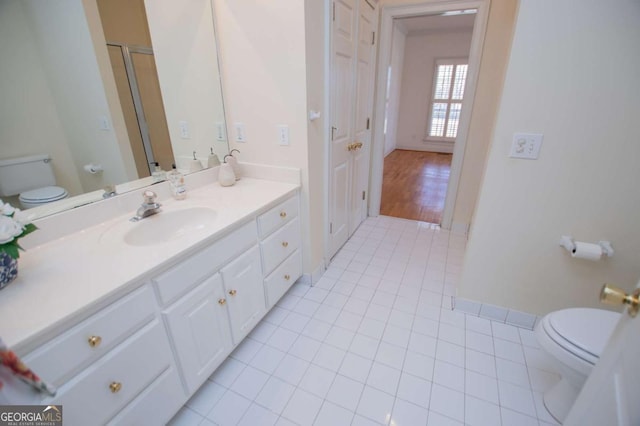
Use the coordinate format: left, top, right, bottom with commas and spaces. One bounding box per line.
88, 336, 102, 348
600, 284, 640, 317
282, 241, 289, 248
229, 289, 237, 296
218, 298, 226, 305
280, 211, 287, 218
109, 382, 122, 393
284, 274, 291, 281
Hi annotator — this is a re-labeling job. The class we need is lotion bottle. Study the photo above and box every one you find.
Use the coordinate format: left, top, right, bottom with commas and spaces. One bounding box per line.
168, 164, 187, 199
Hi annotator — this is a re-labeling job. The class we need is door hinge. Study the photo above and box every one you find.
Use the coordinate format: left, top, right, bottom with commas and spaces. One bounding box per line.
330, 222, 333, 234
372, 31, 375, 45
333, 2, 336, 21
362, 190, 366, 201
366, 117, 370, 130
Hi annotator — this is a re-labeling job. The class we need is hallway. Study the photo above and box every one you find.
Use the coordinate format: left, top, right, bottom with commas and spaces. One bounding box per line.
380, 150, 452, 224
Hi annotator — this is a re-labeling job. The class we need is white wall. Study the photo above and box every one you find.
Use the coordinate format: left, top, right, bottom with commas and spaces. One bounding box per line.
459, 0, 640, 315
383, 23, 407, 157
395, 29, 472, 152
0, 0, 83, 197
144, 0, 228, 169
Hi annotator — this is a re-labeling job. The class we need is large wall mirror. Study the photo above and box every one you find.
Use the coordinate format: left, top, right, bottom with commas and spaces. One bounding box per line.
0, 0, 229, 218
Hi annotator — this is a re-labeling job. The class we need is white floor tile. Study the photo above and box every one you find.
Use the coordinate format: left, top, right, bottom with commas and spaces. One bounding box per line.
439, 309, 466, 328
335, 310, 364, 332
496, 357, 531, 387
199, 418, 217, 426
301, 318, 332, 341
282, 389, 324, 426
365, 303, 392, 322
426, 411, 463, 426
366, 362, 401, 394
339, 352, 373, 383
350, 333, 381, 359
314, 401, 355, 426
333, 280, 357, 296
356, 386, 395, 425
465, 315, 492, 336
390, 398, 429, 426
402, 350, 435, 381
523, 346, 558, 374
230, 366, 270, 400
434, 340, 465, 367
429, 384, 465, 422
433, 360, 465, 392
168, 407, 202, 426
375, 341, 406, 369
352, 414, 385, 426
492, 321, 522, 343
185, 380, 226, 416
383, 324, 411, 348
293, 299, 321, 317
344, 297, 370, 316
397, 372, 431, 408
519, 328, 540, 348
388, 310, 414, 330
326, 374, 365, 411
464, 395, 501, 426
494, 338, 526, 364
358, 318, 387, 340
533, 391, 561, 425
255, 376, 296, 414
313, 344, 347, 371
207, 390, 251, 425
500, 406, 539, 426
263, 306, 290, 326
438, 322, 465, 347
498, 380, 537, 417
465, 370, 499, 404
251, 344, 287, 374
273, 354, 309, 386
299, 364, 336, 398
237, 403, 279, 426
408, 331, 437, 357
267, 327, 300, 352
465, 348, 497, 378
289, 335, 322, 362
412, 316, 439, 338
465, 330, 495, 355
231, 338, 264, 363
210, 357, 246, 387
324, 292, 349, 310
325, 325, 356, 350
249, 321, 278, 343
277, 294, 301, 310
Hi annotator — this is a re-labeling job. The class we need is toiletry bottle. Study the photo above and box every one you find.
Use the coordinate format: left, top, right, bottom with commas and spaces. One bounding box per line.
189, 151, 203, 173
151, 162, 166, 183
207, 147, 221, 167
168, 164, 187, 199
219, 157, 236, 187
228, 149, 241, 180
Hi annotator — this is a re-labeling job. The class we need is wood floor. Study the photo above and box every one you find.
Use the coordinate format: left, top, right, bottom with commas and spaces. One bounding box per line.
380, 149, 452, 224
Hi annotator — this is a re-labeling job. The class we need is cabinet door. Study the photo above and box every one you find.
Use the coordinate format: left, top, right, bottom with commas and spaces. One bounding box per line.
220, 246, 266, 344
163, 274, 232, 394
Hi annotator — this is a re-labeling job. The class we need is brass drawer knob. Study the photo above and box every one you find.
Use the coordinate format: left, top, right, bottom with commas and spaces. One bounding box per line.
218, 298, 226, 305
88, 336, 102, 348
229, 289, 237, 296
284, 274, 291, 281
282, 241, 289, 248
109, 382, 122, 393
280, 211, 287, 218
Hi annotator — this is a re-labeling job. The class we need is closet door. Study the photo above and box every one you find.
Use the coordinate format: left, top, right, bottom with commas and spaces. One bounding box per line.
329, 0, 377, 259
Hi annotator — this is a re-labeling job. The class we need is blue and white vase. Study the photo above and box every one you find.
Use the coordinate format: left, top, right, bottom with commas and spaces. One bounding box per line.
0, 252, 18, 289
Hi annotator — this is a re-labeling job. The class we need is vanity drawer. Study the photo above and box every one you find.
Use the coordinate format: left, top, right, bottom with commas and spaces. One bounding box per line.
264, 249, 302, 308
23, 285, 155, 387
55, 320, 172, 426
107, 366, 184, 426
153, 220, 258, 305
260, 217, 301, 275
258, 195, 299, 238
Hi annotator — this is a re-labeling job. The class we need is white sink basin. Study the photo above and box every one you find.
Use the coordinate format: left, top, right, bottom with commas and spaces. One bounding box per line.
124, 207, 217, 246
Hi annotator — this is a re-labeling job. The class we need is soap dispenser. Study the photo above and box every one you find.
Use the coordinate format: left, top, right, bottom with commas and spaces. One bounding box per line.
188, 151, 203, 173
150, 162, 166, 183
227, 149, 241, 180
167, 164, 187, 200
219, 155, 236, 187
207, 147, 221, 167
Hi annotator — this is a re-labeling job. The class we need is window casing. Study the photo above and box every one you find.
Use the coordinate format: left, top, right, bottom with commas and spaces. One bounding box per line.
426, 58, 468, 140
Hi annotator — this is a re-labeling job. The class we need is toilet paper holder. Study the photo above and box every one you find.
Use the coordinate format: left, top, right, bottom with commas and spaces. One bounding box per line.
560, 235, 614, 257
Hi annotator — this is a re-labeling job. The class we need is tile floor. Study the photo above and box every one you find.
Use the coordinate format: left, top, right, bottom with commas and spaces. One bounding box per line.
170, 216, 562, 426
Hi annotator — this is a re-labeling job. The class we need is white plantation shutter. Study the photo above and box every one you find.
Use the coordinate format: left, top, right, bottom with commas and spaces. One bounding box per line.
428, 59, 468, 139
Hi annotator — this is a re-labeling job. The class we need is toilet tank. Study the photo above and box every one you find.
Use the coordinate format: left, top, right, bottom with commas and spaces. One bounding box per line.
0, 154, 57, 197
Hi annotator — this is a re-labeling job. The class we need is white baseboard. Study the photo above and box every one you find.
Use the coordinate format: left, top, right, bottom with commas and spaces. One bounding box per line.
298, 261, 326, 285
453, 297, 540, 330
450, 222, 469, 235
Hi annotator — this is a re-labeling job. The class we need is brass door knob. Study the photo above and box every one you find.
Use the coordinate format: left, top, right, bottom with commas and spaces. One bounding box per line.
282, 241, 289, 248
284, 274, 291, 281
109, 382, 122, 393
347, 143, 354, 151
600, 284, 640, 317
354, 142, 363, 150
88, 336, 102, 348
280, 211, 287, 218
229, 289, 237, 296
218, 298, 226, 305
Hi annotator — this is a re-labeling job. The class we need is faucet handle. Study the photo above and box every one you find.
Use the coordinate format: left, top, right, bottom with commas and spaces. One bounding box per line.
142, 190, 157, 204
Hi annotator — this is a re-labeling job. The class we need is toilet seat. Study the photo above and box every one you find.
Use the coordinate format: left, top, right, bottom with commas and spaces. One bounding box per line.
19, 186, 68, 205
540, 308, 619, 372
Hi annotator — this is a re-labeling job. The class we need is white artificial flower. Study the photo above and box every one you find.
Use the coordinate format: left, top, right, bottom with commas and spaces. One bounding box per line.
12, 208, 33, 227
0, 215, 22, 244
0, 200, 15, 216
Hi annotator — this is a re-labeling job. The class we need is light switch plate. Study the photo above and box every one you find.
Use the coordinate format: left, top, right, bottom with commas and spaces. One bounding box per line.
215, 122, 226, 141
510, 133, 543, 159
277, 125, 289, 146
179, 121, 191, 139
234, 122, 246, 143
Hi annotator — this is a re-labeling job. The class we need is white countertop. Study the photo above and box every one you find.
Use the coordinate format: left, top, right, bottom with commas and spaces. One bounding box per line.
0, 177, 299, 354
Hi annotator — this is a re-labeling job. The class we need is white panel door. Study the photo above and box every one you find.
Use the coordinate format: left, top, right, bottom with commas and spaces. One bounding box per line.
220, 246, 265, 344
564, 281, 640, 426
163, 274, 233, 394
329, 0, 357, 258
350, 0, 375, 231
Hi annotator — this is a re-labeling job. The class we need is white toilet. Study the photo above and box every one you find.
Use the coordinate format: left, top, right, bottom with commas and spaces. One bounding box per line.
0, 154, 68, 209
535, 307, 620, 423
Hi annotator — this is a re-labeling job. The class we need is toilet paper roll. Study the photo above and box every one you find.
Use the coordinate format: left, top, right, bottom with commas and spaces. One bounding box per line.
571, 242, 603, 261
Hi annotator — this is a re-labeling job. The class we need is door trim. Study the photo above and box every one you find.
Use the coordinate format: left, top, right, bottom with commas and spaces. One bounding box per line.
369, 0, 490, 229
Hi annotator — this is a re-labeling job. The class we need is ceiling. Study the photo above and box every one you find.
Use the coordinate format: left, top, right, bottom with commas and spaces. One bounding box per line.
395, 12, 476, 34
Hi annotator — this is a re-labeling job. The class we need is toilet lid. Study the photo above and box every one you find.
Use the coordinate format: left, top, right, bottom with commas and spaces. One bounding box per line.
20, 186, 67, 203
548, 308, 620, 358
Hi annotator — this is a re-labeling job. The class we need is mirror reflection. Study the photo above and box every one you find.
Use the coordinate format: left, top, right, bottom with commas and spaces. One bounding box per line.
0, 0, 229, 218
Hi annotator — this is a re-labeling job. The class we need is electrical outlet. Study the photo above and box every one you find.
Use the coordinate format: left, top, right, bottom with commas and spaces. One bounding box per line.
235, 122, 246, 143
216, 122, 226, 141
179, 121, 191, 139
277, 125, 289, 146
510, 133, 543, 159
99, 115, 111, 131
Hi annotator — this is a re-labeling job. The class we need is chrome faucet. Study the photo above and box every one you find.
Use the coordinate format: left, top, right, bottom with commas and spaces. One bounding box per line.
103, 184, 117, 199
130, 190, 161, 222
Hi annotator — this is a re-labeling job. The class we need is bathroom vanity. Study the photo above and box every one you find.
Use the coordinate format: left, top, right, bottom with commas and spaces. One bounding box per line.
0, 168, 302, 425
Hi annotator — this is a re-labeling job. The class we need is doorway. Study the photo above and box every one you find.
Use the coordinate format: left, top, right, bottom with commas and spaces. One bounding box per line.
379, 12, 475, 224
370, 1, 490, 229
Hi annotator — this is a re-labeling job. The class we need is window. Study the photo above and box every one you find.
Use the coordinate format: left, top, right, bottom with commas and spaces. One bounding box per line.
427, 59, 468, 139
